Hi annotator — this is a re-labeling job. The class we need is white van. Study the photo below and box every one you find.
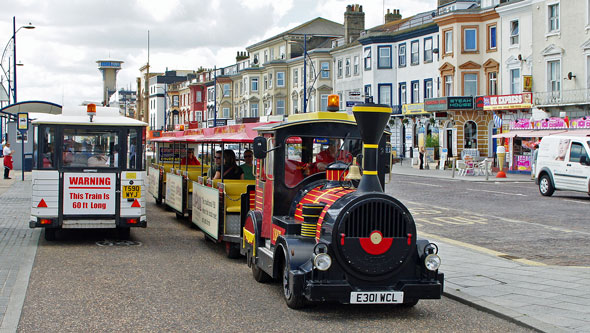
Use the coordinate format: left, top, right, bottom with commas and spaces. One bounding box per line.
535, 135, 590, 196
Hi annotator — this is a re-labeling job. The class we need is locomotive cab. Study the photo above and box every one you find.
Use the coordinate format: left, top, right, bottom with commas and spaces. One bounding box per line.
242, 105, 443, 308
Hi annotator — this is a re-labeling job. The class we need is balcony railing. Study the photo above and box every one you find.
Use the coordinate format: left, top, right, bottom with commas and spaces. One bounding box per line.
533, 89, 590, 107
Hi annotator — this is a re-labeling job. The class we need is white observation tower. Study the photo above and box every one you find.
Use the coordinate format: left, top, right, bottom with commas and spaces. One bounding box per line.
97, 59, 123, 106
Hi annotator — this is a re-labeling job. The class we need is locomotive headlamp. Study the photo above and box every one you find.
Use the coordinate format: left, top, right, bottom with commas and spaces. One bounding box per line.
424, 254, 441, 271
313, 242, 329, 255
313, 253, 332, 271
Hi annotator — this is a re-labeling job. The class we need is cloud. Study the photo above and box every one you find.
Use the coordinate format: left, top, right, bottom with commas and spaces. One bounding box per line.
0, 0, 437, 105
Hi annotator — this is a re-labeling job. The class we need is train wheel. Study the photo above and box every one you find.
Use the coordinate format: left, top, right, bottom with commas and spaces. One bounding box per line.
282, 259, 305, 309
251, 262, 271, 283
44, 228, 56, 241
400, 300, 419, 308
225, 242, 241, 259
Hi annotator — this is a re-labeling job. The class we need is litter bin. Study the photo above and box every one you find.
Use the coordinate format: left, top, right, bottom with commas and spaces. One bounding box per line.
24, 153, 33, 171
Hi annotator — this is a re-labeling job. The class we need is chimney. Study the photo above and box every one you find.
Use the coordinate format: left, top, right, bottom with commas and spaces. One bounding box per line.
344, 4, 365, 44
388, 9, 402, 22
236, 51, 249, 62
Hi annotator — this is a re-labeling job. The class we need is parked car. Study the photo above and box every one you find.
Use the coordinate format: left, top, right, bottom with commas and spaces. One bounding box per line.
535, 135, 590, 196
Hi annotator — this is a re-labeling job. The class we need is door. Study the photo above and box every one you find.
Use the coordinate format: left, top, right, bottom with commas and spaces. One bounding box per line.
564, 142, 590, 192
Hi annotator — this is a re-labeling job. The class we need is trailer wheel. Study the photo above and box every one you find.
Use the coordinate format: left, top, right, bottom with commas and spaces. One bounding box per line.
44, 228, 56, 241
252, 262, 271, 283
225, 242, 241, 259
282, 259, 305, 309
117, 227, 130, 240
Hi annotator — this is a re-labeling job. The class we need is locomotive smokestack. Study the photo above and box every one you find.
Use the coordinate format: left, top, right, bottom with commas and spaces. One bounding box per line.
352, 103, 391, 192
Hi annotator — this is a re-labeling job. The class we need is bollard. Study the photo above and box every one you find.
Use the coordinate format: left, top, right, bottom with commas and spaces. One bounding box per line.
451, 159, 456, 178
485, 159, 489, 181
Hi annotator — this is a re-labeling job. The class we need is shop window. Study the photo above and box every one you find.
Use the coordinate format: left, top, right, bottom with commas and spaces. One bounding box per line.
510, 69, 521, 94
378, 46, 392, 69
424, 38, 433, 63
444, 30, 453, 55
510, 20, 519, 46
548, 3, 560, 33
411, 41, 419, 65
399, 43, 406, 67
364, 47, 372, 70
488, 72, 497, 95
464, 121, 477, 149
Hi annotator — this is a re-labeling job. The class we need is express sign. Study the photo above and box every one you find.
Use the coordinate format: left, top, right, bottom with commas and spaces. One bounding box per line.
63, 173, 116, 215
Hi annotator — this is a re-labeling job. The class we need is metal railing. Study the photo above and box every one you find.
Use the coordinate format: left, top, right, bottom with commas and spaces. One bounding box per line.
533, 89, 590, 106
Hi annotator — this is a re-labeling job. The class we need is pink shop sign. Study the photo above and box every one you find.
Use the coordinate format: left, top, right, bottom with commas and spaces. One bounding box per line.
571, 118, 590, 128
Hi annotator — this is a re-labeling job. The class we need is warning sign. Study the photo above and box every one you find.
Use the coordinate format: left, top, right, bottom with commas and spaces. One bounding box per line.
63, 173, 116, 215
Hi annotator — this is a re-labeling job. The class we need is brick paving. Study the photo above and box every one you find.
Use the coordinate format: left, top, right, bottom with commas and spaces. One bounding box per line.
0, 172, 40, 333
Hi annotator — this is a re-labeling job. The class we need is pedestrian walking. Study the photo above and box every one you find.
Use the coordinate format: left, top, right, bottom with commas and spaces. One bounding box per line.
419, 146, 425, 170
3, 142, 13, 179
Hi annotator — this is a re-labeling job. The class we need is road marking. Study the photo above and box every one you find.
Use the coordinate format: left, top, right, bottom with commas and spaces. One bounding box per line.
398, 181, 442, 187
419, 231, 547, 267
564, 199, 590, 205
406, 200, 590, 237
465, 188, 527, 196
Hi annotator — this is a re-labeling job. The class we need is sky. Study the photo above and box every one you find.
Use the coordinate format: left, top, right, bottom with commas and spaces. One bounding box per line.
0, 0, 437, 107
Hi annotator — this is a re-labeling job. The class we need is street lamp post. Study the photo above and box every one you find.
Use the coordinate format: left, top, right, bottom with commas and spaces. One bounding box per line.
2, 17, 35, 103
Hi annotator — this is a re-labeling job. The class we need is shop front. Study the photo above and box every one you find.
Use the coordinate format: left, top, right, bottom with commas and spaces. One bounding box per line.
424, 96, 491, 161
491, 116, 587, 173
485, 93, 535, 173
400, 103, 430, 162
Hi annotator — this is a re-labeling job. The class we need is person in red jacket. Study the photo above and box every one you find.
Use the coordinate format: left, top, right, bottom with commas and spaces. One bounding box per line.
181, 150, 200, 165
3, 142, 13, 179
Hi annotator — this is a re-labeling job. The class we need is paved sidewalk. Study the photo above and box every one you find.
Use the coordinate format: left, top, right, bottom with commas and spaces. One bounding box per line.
0, 173, 39, 333
391, 161, 589, 332
391, 159, 534, 182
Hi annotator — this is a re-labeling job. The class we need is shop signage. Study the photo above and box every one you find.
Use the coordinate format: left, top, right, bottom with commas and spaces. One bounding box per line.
510, 117, 567, 130
523, 75, 532, 92
424, 97, 447, 112
447, 96, 474, 110
402, 103, 428, 115
571, 117, 590, 128
483, 93, 532, 111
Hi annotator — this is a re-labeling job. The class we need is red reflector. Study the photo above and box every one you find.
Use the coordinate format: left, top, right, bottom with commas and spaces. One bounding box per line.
37, 199, 48, 208
131, 199, 141, 208
340, 233, 345, 246
407, 233, 413, 246
40, 219, 52, 225
127, 218, 138, 224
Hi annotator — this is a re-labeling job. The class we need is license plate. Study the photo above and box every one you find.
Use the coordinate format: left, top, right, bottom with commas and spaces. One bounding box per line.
350, 291, 404, 304
122, 185, 141, 198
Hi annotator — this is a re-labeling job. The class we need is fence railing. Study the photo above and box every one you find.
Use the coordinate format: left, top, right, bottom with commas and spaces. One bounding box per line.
533, 89, 590, 106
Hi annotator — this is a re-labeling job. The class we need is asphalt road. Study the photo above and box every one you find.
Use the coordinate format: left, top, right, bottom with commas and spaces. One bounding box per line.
386, 175, 590, 265
18, 201, 533, 332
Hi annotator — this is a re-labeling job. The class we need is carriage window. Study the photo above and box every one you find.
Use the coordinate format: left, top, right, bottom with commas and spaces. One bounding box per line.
40, 126, 56, 169
265, 137, 274, 180
127, 129, 141, 170
63, 129, 119, 168
284, 136, 361, 188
